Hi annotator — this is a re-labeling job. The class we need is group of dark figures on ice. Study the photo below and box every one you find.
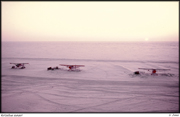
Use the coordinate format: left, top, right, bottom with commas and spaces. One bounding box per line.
10, 63, 171, 75
10, 63, 85, 71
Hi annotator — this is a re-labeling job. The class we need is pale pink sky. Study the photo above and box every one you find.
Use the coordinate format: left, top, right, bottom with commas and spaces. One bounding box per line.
2, 1, 179, 42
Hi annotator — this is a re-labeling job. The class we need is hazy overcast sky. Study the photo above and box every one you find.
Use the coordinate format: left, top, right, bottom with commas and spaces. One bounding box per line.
2, 1, 179, 42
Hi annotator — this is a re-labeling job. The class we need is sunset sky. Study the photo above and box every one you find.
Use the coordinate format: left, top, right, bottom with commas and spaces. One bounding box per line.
2, 1, 179, 42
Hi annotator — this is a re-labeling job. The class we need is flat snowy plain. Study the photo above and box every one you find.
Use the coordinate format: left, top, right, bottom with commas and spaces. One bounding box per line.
1, 58, 179, 112
1, 42, 179, 112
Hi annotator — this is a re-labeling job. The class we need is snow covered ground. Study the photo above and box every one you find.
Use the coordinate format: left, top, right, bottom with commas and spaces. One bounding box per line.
1, 58, 179, 112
